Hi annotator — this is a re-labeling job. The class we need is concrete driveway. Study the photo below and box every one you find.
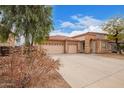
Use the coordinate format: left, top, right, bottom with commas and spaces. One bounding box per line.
51, 54, 124, 88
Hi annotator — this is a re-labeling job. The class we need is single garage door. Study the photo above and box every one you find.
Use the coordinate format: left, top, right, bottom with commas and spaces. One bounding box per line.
68, 44, 77, 53
91, 40, 96, 53
41, 43, 64, 54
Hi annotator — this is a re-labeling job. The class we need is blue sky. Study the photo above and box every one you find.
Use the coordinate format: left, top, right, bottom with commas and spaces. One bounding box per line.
50, 5, 124, 36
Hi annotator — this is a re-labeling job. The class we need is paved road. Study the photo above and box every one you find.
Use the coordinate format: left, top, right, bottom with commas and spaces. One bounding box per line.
51, 54, 124, 88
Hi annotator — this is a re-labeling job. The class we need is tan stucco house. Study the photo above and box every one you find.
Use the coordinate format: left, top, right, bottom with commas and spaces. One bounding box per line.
40, 32, 112, 54
0, 32, 114, 54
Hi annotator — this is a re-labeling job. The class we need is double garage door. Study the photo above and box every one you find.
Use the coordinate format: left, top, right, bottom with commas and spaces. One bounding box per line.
41, 41, 78, 54
41, 42, 64, 54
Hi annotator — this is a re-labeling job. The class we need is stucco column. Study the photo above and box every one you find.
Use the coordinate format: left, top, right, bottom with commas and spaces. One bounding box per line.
77, 41, 80, 53
85, 39, 91, 53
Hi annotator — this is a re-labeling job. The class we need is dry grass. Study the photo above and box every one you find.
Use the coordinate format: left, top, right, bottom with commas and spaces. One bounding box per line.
0, 46, 70, 88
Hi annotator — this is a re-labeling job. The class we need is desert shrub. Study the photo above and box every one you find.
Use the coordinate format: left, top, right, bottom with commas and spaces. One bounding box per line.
0, 46, 60, 88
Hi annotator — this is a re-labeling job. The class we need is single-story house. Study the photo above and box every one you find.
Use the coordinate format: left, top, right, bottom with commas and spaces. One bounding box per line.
39, 32, 112, 54
1, 32, 123, 54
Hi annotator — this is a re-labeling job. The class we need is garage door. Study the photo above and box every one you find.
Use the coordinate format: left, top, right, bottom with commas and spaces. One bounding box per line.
41, 43, 64, 54
68, 44, 77, 53
91, 40, 96, 53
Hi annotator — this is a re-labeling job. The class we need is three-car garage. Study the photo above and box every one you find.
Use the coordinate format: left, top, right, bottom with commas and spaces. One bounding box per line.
40, 38, 79, 54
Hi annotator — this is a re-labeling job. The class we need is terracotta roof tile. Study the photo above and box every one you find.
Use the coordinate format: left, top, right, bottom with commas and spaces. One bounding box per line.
49, 35, 79, 41
71, 32, 107, 38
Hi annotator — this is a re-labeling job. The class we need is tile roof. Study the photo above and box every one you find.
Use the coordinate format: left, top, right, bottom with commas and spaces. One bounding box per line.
49, 35, 79, 41
49, 32, 108, 41
71, 32, 107, 38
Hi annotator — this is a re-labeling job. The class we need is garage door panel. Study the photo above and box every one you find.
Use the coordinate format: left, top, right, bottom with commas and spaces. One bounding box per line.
41, 44, 64, 54
68, 44, 77, 53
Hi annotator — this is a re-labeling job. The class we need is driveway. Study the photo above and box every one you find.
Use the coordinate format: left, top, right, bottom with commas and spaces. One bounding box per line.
50, 54, 124, 88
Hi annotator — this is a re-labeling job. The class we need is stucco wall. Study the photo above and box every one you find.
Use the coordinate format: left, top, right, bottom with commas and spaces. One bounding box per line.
73, 35, 85, 41
72, 33, 110, 54
38, 33, 110, 54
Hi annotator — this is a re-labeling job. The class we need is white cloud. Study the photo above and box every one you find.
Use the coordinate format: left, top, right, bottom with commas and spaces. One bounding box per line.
50, 30, 84, 37
71, 14, 82, 20
51, 15, 106, 37
78, 16, 103, 27
50, 26, 106, 37
71, 15, 103, 27
69, 30, 85, 36
50, 30, 70, 36
61, 21, 75, 28
60, 15, 103, 30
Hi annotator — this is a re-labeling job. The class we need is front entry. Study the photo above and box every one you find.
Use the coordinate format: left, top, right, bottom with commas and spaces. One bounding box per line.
80, 41, 85, 53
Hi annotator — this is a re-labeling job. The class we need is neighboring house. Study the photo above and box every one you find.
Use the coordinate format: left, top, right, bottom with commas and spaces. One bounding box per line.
39, 32, 112, 54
